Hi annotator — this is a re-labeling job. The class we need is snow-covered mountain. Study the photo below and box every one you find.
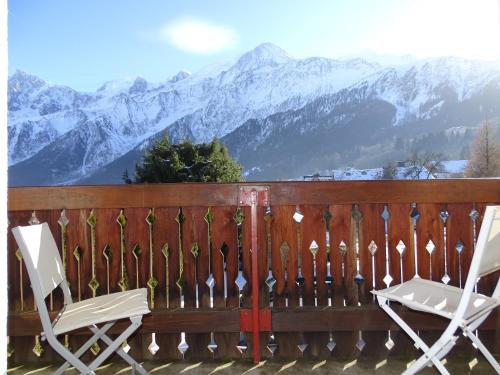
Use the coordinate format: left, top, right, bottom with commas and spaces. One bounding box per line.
8, 43, 500, 185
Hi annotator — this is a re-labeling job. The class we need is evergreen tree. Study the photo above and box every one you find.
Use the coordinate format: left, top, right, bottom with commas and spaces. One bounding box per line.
126, 134, 243, 183
465, 121, 500, 177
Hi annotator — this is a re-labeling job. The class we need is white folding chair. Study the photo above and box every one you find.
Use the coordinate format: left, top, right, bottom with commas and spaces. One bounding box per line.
13, 222, 151, 375
373, 205, 500, 375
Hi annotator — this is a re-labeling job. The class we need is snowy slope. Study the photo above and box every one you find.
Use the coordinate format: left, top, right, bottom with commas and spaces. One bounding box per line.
8, 43, 500, 185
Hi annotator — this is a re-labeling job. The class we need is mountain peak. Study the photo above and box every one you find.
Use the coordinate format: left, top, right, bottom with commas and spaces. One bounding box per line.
235, 43, 292, 70
9, 70, 47, 92
169, 70, 191, 83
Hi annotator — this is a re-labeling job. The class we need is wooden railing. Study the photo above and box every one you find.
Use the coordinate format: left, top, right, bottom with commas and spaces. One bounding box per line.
6, 180, 500, 363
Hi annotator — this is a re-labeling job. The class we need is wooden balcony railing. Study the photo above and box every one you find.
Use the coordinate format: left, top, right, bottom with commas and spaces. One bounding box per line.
6, 180, 500, 363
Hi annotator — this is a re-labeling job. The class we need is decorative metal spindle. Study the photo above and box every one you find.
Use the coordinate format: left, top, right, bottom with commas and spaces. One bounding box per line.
410, 203, 421, 278
456, 240, 465, 288
117, 210, 129, 291
294, 206, 305, 307
162, 244, 170, 309
339, 240, 348, 306
440, 208, 450, 284
352, 205, 365, 351
309, 240, 319, 307
381, 206, 393, 288
132, 244, 142, 289
470, 206, 480, 343
293, 206, 307, 354
396, 240, 406, 282
323, 209, 334, 307
29, 212, 44, 357
264, 207, 278, 356
103, 245, 112, 294
324, 208, 335, 352
146, 209, 158, 307
175, 208, 189, 358
205, 208, 218, 355
87, 210, 100, 298
426, 239, 436, 280
234, 207, 248, 355
146, 209, 159, 355
368, 241, 378, 292
381, 205, 394, 350
220, 243, 229, 306
280, 241, 290, 308
87, 210, 102, 356
352, 205, 364, 292
191, 243, 200, 309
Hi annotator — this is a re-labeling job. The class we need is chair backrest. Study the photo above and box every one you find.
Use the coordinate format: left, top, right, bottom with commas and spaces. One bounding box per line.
12, 223, 66, 301
477, 206, 500, 279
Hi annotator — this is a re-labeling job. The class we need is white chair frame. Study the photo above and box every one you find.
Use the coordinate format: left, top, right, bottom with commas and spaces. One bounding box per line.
374, 205, 500, 375
13, 223, 151, 375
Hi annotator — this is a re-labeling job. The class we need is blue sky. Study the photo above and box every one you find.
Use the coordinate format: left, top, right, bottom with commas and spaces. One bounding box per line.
8, 0, 500, 91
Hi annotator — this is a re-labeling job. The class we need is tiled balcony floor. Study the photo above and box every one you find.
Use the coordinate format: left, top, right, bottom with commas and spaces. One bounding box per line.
7, 356, 499, 375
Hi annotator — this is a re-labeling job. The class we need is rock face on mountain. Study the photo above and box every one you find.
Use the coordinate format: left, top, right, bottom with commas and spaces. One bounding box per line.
8, 43, 500, 185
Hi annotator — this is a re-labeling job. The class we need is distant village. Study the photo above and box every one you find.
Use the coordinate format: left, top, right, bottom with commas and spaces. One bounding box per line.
301, 160, 468, 181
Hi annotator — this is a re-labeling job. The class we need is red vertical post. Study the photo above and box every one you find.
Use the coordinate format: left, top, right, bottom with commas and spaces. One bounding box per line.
250, 189, 260, 364
239, 186, 269, 364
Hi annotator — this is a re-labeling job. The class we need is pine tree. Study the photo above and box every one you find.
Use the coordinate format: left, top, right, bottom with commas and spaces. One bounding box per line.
465, 121, 500, 177
126, 134, 243, 183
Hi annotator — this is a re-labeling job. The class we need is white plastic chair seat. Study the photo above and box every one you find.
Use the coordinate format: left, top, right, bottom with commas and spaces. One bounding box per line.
372, 278, 500, 324
53, 288, 150, 336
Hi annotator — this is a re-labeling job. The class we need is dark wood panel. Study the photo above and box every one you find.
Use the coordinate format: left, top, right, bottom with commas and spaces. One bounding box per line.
8, 308, 499, 336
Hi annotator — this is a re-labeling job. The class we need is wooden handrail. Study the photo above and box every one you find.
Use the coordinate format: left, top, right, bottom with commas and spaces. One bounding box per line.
8, 179, 500, 210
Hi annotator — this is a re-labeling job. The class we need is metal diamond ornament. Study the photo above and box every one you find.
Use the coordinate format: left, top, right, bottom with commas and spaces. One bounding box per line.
439, 209, 449, 223
206, 274, 215, 288
236, 337, 248, 354
326, 337, 336, 352
425, 240, 436, 254
132, 244, 142, 259
381, 206, 391, 221
383, 274, 393, 287
103, 245, 112, 261
207, 335, 218, 354
148, 333, 159, 355
297, 339, 308, 354
265, 273, 277, 291
309, 240, 319, 257
469, 209, 480, 221
146, 209, 156, 225
191, 243, 200, 258
339, 240, 348, 256
455, 240, 465, 254
354, 273, 364, 285
441, 273, 451, 285
32, 337, 44, 357
385, 337, 395, 351
90, 342, 101, 356
356, 338, 366, 351
325, 274, 334, 287
88, 277, 100, 293
177, 337, 189, 357
368, 240, 378, 255
295, 275, 305, 288
235, 271, 247, 291
28, 211, 40, 225
396, 240, 406, 255
58, 210, 70, 227
293, 211, 304, 223
267, 333, 278, 356
147, 276, 158, 289
122, 341, 131, 353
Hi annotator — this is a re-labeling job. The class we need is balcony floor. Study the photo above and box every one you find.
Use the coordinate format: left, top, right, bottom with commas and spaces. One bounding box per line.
7, 356, 499, 375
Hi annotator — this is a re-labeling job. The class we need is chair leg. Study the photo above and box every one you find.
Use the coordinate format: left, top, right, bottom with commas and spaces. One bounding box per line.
464, 328, 500, 373
94, 330, 148, 375
47, 335, 96, 375
88, 316, 145, 372
377, 297, 450, 375
54, 322, 116, 375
